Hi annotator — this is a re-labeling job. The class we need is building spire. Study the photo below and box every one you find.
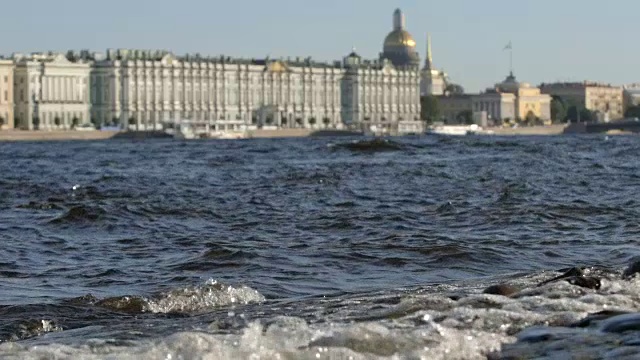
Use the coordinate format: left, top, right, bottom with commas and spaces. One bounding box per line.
425, 33, 433, 70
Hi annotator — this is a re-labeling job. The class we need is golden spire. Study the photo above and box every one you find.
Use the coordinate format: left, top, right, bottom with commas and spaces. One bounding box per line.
425, 33, 433, 70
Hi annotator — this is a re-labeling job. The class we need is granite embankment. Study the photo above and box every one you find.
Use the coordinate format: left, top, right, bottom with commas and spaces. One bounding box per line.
0, 130, 121, 141
0, 125, 575, 142
0, 129, 352, 142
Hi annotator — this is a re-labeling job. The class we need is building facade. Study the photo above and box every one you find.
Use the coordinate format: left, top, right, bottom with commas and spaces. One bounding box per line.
87, 9, 423, 134
496, 73, 551, 121
461, 73, 551, 124
472, 91, 516, 123
88, 49, 421, 134
342, 52, 421, 134
622, 83, 640, 113
540, 82, 623, 122
0, 59, 14, 129
2, 8, 423, 134
13, 53, 91, 130
438, 73, 550, 125
90, 50, 346, 131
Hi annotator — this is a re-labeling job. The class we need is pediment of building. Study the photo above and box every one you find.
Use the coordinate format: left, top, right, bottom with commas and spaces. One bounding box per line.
50, 53, 72, 64
161, 53, 177, 65
265, 60, 290, 73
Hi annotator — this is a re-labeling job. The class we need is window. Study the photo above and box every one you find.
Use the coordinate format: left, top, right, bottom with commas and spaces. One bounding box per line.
3, 76, 7, 83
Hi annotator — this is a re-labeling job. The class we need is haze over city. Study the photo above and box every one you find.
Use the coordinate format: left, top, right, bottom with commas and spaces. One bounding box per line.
1, 0, 636, 92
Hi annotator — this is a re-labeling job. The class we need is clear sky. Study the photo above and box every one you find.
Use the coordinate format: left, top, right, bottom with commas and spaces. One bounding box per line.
1, 0, 637, 92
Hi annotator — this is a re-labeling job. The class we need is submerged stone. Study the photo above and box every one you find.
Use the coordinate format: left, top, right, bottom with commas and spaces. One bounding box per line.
600, 313, 640, 333
570, 310, 632, 328
538, 267, 585, 287
565, 276, 601, 290
623, 260, 640, 279
483, 284, 520, 297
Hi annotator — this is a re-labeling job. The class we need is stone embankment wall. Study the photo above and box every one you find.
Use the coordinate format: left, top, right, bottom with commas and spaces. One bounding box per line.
246, 129, 314, 138
0, 130, 120, 141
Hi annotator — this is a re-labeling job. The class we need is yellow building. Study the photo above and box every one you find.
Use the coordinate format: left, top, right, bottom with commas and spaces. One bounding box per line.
436, 73, 551, 125
540, 82, 623, 122
0, 59, 14, 129
495, 73, 551, 122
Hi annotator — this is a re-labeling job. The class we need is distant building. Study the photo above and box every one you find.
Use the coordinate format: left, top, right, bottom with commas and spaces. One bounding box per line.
0, 59, 14, 129
420, 34, 449, 96
84, 9, 422, 134
437, 94, 472, 124
86, 47, 420, 134
495, 73, 551, 121
13, 53, 91, 130
342, 51, 421, 134
472, 90, 516, 124
622, 84, 640, 113
2, 8, 422, 134
441, 72, 551, 125
540, 82, 623, 121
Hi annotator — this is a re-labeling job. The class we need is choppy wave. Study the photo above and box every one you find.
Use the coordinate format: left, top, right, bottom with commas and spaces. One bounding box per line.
3, 269, 640, 359
0, 280, 264, 344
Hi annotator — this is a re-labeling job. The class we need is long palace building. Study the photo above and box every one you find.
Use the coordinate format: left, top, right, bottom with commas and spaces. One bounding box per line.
6, 9, 424, 134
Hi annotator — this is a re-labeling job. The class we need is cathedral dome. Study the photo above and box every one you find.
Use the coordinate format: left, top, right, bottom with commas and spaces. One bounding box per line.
384, 29, 417, 49
381, 9, 420, 68
496, 72, 531, 93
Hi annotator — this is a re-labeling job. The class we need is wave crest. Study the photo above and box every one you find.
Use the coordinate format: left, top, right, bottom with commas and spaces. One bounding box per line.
145, 280, 265, 314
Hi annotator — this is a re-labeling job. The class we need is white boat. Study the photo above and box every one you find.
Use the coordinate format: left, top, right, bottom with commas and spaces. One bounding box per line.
175, 124, 197, 139
164, 119, 208, 139
210, 130, 247, 139
426, 124, 492, 136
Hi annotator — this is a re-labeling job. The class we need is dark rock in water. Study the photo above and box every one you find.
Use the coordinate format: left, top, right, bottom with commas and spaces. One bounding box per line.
623, 260, 640, 279
331, 138, 404, 153
483, 284, 520, 297
537, 267, 585, 287
17, 201, 63, 211
600, 313, 640, 333
49, 205, 106, 224
565, 276, 601, 290
513, 326, 577, 344
63, 294, 99, 306
571, 310, 632, 328
96, 296, 146, 314
536, 267, 601, 290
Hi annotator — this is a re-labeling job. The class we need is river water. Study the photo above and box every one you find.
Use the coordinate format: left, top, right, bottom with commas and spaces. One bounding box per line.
0, 134, 640, 359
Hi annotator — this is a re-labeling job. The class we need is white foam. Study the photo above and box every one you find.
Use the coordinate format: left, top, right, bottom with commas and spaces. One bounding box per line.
3, 276, 640, 359
144, 279, 266, 314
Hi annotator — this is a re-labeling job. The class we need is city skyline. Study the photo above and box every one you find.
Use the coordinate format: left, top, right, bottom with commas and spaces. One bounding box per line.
1, 0, 637, 92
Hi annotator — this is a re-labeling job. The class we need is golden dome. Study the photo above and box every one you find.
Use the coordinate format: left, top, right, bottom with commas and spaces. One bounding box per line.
384, 29, 417, 48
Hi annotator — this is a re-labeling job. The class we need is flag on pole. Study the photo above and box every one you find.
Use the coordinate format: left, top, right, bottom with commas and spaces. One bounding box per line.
503, 41, 512, 50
